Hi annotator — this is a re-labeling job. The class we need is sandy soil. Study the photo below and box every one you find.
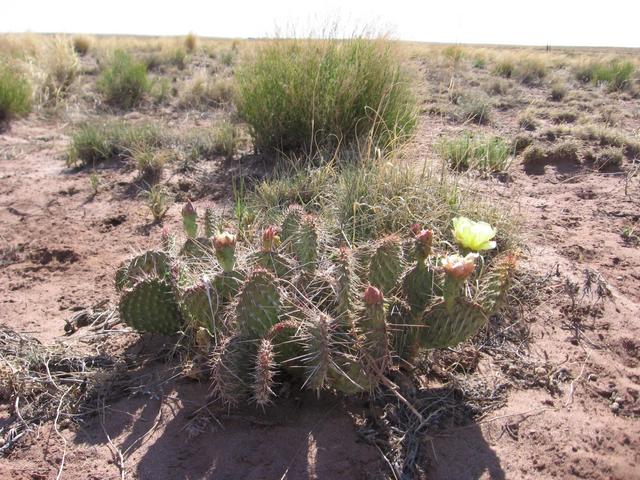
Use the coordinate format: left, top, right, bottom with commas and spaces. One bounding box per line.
1, 66, 640, 478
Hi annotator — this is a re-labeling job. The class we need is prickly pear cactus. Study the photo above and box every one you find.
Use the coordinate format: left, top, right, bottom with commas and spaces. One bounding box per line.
301, 313, 333, 391
119, 278, 181, 334
419, 299, 486, 349
180, 278, 218, 333
204, 207, 218, 238
182, 200, 198, 239
180, 237, 212, 259
401, 262, 435, 317
368, 235, 403, 294
252, 338, 276, 407
235, 269, 281, 338
210, 335, 253, 407
332, 247, 356, 324
479, 253, 517, 314
280, 204, 304, 243
293, 215, 319, 273
360, 286, 389, 367
115, 250, 172, 292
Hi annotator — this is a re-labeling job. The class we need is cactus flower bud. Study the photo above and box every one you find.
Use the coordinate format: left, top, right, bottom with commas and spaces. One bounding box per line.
262, 225, 281, 252
415, 229, 433, 261
441, 253, 479, 280
213, 231, 236, 272
364, 285, 384, 305
410, 223, 422, 236
182, 200, 198, 238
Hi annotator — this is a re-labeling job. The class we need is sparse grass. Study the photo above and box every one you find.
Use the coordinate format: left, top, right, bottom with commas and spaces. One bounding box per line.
584, 146, 624, 170
97, 50, 149, 109
486, 79, 509, 96
575, 60, 635, 91
133, 148, 172, 183
235, 36, 417, 155
516, 57, 547, 85
178, 72, 233, 109
551, 110, 579, 124
576, 125, 640, 157
30, 36, 79, 106
89, 172, 100, 195
442, 45, 465, 63
493, 60, 515, 78
150, 77, 172, 104
436, 132, 512, 173
67, 121, 167, 166
0, 63, 31, 123
250, 158, 517, 246
184, 121, 240, 160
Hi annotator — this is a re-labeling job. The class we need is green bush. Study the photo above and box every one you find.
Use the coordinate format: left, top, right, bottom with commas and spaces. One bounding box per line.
97, 50, 149, 109
436, 132, 511, 173
67, 121, 167, 166
0, 64, 31, 123
575, 60, 635, 91
235, 37, 417, 155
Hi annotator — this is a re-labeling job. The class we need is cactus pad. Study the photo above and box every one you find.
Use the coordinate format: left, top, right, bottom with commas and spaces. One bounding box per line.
115, 250, 172, 292
419, 299, 486, 349
235, 269, 281, 338
119, 278, 181, 334
368, 236, 403, 294
180, 279, 218, 333
293, 215, 319, 273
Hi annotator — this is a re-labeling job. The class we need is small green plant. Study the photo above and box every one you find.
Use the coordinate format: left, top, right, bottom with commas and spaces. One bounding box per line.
472, 56, 486, 69
235, 36, 416, 155
442, 45, 465, 62
97, 50, 149, 109
89, 172, 100, 195
436, 132, 511, 173
621, 225, 639, 245
0, 64, 31, 123
150, 77, 172, 104
144, 184, 171, 222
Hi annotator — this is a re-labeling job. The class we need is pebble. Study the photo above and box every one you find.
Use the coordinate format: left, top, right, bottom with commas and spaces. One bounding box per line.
610, 402, 620, 413
587, 373, 597, 381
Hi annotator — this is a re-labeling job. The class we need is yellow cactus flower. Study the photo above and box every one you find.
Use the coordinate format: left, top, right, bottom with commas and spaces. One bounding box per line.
452, 216, 496, 251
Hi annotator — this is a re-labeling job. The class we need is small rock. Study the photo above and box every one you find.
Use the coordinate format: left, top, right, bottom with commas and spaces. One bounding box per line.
535, 367, 547, 376
614, 397, 624, 405
587, 373, 597, 381
610, 402, 620, 413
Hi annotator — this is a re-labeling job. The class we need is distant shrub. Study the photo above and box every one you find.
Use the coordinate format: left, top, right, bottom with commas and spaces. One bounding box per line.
67, 121, 166, 166
436, 132, 511, 173
72, 36, 91, 56
575, 60, 635, 91
517, 111, 538, 131
0, 64, 31, 123
235, 37, 417, 155
458, 93, 492, 124
185, 32, 197, 53
442, 45, 465, 62
516, 57, 547, 85
97, 50, 149, 109
494, 60, 515, 78
550, 82, 567, 101
179, 72, 234, 109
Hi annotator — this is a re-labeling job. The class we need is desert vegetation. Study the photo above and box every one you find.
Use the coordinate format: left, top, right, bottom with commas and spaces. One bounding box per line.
1, 31, 639, 480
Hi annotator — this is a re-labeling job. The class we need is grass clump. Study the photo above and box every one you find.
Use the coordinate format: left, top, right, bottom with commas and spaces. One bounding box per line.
144, 184, 171, 222
184, 121, 240, 160
235, 36, 417, 155
0, 63, 31, 123
576, 125, 640, 157
72, 36, 91, 56
436, 132, 511, 173
516, 57, 547, 85
250, 158, 516, 246
457, 93, 492, 125
133, 148, 172, 183
584, 146, 624, 170
493, 60, 515, 78
551, 110, 579, 124
185, 32, 197, 53
550, 82, 567, 101
67, 121, 167, 167
98, 50, 149, 109
575, 60, 635, 91
179, 72, 234, 109
517, 110, 538, 131
30, 36, 79, 106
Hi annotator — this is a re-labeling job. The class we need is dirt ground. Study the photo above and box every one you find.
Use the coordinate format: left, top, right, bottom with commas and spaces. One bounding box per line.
1, 50, 640, 479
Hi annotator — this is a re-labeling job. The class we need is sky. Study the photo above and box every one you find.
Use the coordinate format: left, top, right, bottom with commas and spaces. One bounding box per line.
3, 0, 640, 48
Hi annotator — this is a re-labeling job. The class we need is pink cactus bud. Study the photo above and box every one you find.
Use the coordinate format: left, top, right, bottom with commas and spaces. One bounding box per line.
416, 229, 433, 245
161, 226, 170, 239
182, 199, 196, 217
410, 223, 422, 236
364, 285, 384, 305
441, 253, 479, 280
212, 231, 236, 251
262, 225, 280, 252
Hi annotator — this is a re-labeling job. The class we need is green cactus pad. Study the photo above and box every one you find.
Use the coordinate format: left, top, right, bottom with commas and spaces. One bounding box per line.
204, 207, 219, 238
329, 355, 373, 395
280, 204, 304, 243
211, 335, 254, 407
401, 262, 435, 317
119, 278, 182, 334
179, 280, 219, 332
235, 269, 281, 338
293, 215, 319, 273
479, 254, 517, 315
368, 236, 403, 294
214, 270, 244, 302
332, 248, 356, 324
419, 299, 486, 349
115, 250, 172, 292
